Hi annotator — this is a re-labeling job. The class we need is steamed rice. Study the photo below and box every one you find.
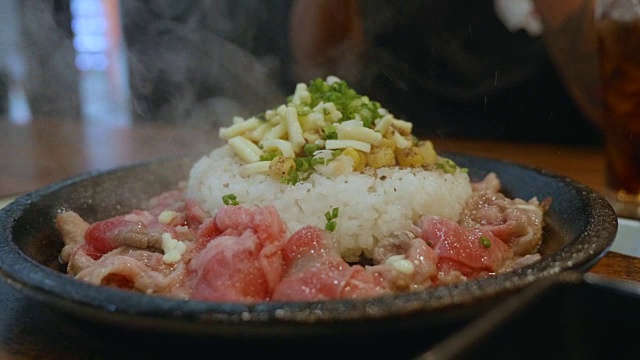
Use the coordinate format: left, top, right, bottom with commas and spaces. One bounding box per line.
186, 145, 472, 261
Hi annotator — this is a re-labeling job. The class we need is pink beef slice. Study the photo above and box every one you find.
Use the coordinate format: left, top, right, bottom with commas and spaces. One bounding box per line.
188, 205, 288, 302
84, 215, 151, 255
420, 215, 514, 278
370, 230, 440, 290
459, 189, 551, 256
271, 225, 389, 301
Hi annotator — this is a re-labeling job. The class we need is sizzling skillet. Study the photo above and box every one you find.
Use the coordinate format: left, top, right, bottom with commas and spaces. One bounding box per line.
0, 152, 617, 359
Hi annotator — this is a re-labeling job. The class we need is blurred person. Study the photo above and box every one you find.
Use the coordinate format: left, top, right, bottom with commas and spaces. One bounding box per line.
120, 0, 602, 145
289, 0, 603, 144
530, 0, 603, 130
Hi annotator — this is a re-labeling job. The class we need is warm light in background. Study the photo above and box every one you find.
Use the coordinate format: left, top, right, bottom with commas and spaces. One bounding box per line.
0, 0, 132, 125
70, 0, 131, 126
71, 0, 110, 71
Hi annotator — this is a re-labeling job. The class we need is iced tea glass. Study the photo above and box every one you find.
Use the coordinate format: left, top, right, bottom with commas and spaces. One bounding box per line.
596, 0, 640, 219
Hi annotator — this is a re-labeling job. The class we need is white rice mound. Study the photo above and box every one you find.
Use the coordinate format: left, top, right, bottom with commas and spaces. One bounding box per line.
186, 145, 473, 261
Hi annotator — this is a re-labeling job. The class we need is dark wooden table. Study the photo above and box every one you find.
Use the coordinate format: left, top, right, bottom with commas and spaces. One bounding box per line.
0, 118, 638, 359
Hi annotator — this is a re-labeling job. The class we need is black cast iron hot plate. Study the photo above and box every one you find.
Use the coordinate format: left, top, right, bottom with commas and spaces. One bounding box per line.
0, 152, 618, 359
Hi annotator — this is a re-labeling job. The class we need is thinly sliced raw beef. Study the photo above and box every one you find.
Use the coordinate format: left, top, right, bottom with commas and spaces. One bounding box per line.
272, 225, 388, 301
420, 215, 514, 279
189, 205, 287, 302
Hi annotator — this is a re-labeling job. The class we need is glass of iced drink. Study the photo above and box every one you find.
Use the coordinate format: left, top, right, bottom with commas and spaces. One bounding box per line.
596, 0, 640, 219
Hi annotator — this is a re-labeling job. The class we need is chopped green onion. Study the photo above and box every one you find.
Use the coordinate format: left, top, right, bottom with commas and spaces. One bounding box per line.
325, 221, 337, 232
222, 193, 239, 206
324, 207, 339, 232
436, 159, 458, 174
260, 151, 279, 162
280, 168, 301, 185
295, 106, 311, 116
295, 158, 310, 172
310, 157, 325, 166
307, 78, 382, 128
324, 124, 338, 140
303, 143, 320, 156
479, 235, 491, 248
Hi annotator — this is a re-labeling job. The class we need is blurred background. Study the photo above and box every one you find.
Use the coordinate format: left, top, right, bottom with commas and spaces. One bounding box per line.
0, 0, 603, 145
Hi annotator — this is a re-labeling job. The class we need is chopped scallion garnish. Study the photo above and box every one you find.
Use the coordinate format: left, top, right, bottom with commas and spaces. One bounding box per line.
295, 158, 310, 172
260, 151, 279, 162
303, 143, 320, 156
311, 157, 325, 166
308, 78, 382, 128
222, 193, 239, 206
324, 124, 338, 140
324, 207, 340, 232
436, 159, 458, 174
479, 235, 491, 248
280, 168, 301, 185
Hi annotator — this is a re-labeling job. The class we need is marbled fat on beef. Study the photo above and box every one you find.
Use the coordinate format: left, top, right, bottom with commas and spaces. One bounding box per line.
460, 172, 551, 256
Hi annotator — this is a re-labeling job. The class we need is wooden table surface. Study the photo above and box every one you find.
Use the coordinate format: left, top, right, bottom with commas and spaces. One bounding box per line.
0, 118, 638, 359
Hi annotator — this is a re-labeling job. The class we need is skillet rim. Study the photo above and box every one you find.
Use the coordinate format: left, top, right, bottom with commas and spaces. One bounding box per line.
0, 151, 618, 330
